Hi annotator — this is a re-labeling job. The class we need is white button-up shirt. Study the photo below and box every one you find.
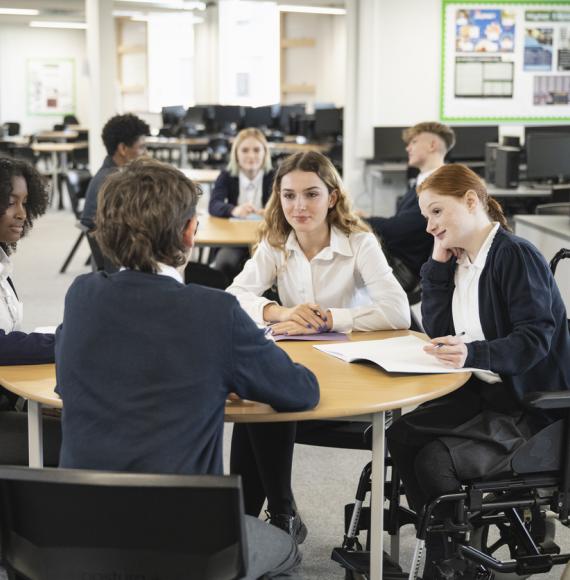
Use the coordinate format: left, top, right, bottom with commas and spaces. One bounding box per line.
227, 227, 410, 333
0, 248, 23, 333
452, 222, 501, 383
238, 170, 264, 209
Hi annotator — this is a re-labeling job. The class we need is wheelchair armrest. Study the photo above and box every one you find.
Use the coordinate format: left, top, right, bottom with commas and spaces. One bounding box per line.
524, 390, 570, 410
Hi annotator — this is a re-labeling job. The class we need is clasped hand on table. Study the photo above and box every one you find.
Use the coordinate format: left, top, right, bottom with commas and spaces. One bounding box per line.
263, 302, 333, 336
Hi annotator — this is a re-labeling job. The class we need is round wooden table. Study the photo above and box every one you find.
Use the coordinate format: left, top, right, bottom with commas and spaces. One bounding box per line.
194, 214, 261, 248
0, 330, 469, 580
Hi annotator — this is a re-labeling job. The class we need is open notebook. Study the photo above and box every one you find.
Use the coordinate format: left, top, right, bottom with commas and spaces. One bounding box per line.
315, 335, 479, 374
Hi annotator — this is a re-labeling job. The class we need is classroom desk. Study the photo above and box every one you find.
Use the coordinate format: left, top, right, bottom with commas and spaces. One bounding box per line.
0, 329, 469, 580
145, 136, 210, 168
30, 141, 88, 208
179, 168, 220, 186
487, 183, 552, 198
194, 214, 261, 248
35, 130, 79, 142
146, 136, 332, 168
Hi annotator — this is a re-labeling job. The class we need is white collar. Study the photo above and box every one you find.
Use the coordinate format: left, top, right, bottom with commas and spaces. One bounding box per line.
416, 167, 438, 188
239, 170, 263, 188
156, 262, 184, 283
0, 248, 12, 279
284, 226, 353, 260
457, 223, 500, 270
120, 262, 184, 283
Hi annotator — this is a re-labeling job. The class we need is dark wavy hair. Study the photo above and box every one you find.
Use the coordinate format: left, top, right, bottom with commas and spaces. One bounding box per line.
94, 158, 202, 273
102, 114, 150, 156
0, 157, 49, 254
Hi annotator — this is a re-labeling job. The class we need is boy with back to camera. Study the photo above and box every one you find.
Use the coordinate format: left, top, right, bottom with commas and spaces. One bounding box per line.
55, 158, 320, 579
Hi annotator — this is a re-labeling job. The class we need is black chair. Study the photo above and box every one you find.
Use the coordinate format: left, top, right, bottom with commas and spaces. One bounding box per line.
0, 466, 248, 580
9, 145, 37, 165
204, 137, 230, 168
2, 122, 20, 136
59, 170, 92, 274
63, 114, 79, 126
185, 261, 229, 289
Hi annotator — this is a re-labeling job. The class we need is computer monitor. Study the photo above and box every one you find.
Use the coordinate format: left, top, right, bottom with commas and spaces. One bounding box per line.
276, 104, 306, 134
524, 124, 570, 145
314, 108, 343, 140
211, 105, 243, 133
373, 127, 408, 162
243, 106, 274, 129
184, 106, 207, 125
447, 126, 499, 161
526, 132, 570, 182
161, 106, 186, 127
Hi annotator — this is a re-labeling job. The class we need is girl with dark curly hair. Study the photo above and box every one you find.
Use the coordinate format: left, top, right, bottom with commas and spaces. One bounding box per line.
0, 157, 54, 360
0, 157, 60, 465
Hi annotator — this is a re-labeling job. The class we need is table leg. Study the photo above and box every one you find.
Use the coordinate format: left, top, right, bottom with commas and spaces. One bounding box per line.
370, 411, 386, 580
28, 400, 44, 468
180, 143, 189, 168
59, 151, 68, 209
50, 151, 59, 207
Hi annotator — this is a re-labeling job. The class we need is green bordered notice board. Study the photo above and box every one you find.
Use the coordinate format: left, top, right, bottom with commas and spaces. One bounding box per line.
441, 0, 570, 122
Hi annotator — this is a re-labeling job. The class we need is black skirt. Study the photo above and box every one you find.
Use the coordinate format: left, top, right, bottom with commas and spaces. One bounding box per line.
389, 376, 550, 481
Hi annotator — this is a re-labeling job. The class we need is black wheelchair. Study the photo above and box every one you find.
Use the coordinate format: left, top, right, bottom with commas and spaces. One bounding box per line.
331, 249, 570, 580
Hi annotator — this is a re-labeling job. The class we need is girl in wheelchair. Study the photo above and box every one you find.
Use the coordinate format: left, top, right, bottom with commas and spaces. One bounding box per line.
387, 163, 570, 579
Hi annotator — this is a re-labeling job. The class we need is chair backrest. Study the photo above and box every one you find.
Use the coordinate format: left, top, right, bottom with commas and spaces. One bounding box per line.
3, 122, 20, 136
0, 466, 247, 580
10, 145, 36, 164
535, 202, 570, 216
64, 169, 92, 219
63, 114, 79, 126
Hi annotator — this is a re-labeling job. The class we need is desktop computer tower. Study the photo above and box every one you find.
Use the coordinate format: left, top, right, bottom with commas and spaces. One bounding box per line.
495, 146, 520, 189
485, 143, 499, 184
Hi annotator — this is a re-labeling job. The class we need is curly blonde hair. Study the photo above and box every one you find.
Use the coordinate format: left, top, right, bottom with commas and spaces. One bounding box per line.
259, 151, 369, 251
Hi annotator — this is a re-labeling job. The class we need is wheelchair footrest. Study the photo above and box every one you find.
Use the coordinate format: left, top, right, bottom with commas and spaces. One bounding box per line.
331, 548, 407, 578
515, 554, 553, 575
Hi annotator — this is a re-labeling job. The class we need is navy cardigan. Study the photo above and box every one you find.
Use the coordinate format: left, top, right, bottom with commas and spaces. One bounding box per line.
0, 278, 54, 366
421, 227, 570, 404
208, 169, 275, 218
367, 185, 433, 277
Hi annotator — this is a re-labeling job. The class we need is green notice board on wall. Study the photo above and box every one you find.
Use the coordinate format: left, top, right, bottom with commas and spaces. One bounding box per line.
441, 0, 570, 122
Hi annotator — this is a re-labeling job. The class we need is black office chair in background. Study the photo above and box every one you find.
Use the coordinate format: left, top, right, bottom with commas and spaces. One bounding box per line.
204, 137, 230, 168
59, 169, 92, 274
0, 467, 248, 580
2, 122, 20, 136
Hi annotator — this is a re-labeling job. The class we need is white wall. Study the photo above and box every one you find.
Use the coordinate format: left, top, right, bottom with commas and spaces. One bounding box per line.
283, 12, 346, 109
372, 0, 440, 125
0, 24, 88, 134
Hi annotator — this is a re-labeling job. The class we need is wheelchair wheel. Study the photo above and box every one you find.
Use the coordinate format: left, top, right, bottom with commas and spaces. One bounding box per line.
469, 503, 556, 580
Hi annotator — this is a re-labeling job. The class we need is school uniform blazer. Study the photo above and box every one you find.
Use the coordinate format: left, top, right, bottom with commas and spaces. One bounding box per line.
80, 156, 118, 231
367, 185, 433, 278
0, 278, 54, 366
208, 169, 275, 218
420, 227, 570, 404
